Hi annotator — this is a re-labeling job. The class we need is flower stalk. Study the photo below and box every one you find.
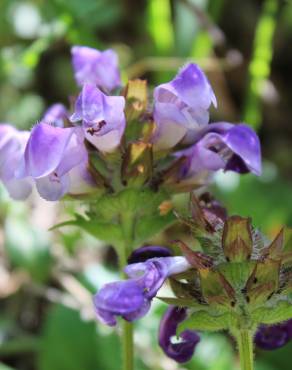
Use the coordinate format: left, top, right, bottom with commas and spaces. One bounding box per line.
118, 212, 135, 370
236, 330, 254, 370
122, 321, 134, 370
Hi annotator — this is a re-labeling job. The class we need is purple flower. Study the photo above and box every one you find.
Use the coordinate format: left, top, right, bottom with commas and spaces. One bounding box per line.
153, 63, 217, 149
159, 306, 200, 363
93, 255, 191, 326
255, 320, 292, 350
19, 123, 95, 201
70, 84, 126, 153
174, 123, 261, 182
42, 103, 68, 127
71, 46, 121, 91
0, 124, 32, 200
128, 245, 172, 264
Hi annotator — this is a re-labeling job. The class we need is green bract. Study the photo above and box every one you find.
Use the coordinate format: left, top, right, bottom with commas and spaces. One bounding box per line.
161, 197, 292, 336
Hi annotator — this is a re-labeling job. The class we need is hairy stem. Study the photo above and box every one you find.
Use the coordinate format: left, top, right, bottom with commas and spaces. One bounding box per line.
236, 330, 254, 370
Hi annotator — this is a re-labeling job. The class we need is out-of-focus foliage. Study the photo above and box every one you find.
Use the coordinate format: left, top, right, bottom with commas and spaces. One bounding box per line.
1, 1, 292, 370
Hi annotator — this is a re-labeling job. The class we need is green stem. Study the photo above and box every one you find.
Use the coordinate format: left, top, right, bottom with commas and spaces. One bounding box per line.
118, 211, 135, 370
236, 330, 254, 370
122, 320, 134, 370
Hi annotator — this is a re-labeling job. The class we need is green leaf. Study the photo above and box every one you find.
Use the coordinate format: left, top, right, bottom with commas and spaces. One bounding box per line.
38, 304, 120, 370
4, 218, 52, 282
251, 300, 292, 325
134, 212, 176, 246
157, 296, 208, 309
178, 311, 235, 333
51, 215, 123, 246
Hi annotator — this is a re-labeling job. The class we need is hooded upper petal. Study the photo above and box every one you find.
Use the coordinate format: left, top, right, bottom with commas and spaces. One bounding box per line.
128, 245, 172, 264
71, 46, 121, 91
174, 122, 261, 179
42, 103, 68, 127
70, 84, 126, 152
125, 256, 191, 298
153, 63, 216, 149
159, 306, 200, 363
221, 124, 261, 175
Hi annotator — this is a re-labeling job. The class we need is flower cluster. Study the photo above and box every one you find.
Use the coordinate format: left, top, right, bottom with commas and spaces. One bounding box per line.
94, 195, 292, 362
1, 46, 261, 202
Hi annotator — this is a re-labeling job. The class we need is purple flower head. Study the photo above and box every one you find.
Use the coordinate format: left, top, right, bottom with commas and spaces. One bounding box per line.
93, 254, 191, 326
42, 103, 68, 127
128, 245, 172, 264
20, 123, 95, 201
159, 306, 200, 363
255, 320, 292, 350
174, 123, 261, 181
0, 124, 32, 200
71, 46, 121, 91
94, 280, 150, 326
153, 63, 217, 149
70, 84, 126, 152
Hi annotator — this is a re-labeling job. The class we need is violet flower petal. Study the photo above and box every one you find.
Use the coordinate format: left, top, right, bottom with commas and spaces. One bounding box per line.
94, 280, 147, 326
125, 256, 191, 299
94, 256, 191, 326
35, 173, 70, 201
23, 123, 75, 178
221, 124, 261, 175
174, 122, 261, 179
128, 245, 172, 264
71, 46, 121, 91
42, 103, 68, 127
70, 84, 125, 152
255, 321, 292, 350
21, 123, 93, 201
153, 63, 216, 149
159, 306, 200, 363
0, 125, 32, 200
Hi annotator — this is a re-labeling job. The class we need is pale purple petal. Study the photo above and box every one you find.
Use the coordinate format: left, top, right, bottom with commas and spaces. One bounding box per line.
23, 123, 75, 178
70, 84, 105, 124
55, 127, 87, 177
3, 178, 32, 200
125, 256, 191, 298
67, 162, 96, 195
35, 173, 70, 201
159, 306, 200, 363
153, 63, 216, 149
221, 124, 261, 175
0, 125, 32, 200
70, 84, 125, 152
84, 129, 122, 153
20, 123, 93, 200
71, 46, 121, 91
42, 103, 68, 127
174, 123, 261, 179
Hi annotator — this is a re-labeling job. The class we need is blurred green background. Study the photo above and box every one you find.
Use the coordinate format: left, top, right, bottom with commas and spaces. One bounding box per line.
0, 0, 292, 369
